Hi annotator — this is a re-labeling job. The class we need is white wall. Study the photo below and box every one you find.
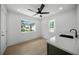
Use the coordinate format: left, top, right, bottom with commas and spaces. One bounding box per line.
7, 11, 41, 46
41, 9, 76, 40
75, 4, 79, 54
0, 4, 1, 54
41, 8, 77, 54
77, 5, 79, 31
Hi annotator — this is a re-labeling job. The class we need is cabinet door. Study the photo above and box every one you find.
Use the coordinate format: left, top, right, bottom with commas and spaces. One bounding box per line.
47, 43, 72, 55
0, 5, 7, 55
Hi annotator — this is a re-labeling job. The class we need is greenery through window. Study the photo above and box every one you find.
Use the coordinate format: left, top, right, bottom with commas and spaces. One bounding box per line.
49, 20, 55, 32
21, 19, 36, 32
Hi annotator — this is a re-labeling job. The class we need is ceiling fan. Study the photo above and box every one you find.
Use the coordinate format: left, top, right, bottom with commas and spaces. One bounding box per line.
27, 4, 50, 17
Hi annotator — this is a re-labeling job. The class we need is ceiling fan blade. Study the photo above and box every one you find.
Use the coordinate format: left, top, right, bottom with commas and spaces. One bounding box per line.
41, 12, 49, 14
32, 13, 38, 16
39, 4, 45, 12
28, 9, 36, 12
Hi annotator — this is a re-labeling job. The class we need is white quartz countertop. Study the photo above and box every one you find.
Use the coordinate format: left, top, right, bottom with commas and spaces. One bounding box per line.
47, 32, 79, 55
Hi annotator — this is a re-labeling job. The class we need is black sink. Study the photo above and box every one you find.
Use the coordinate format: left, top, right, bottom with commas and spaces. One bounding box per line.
60, 34, 74, 39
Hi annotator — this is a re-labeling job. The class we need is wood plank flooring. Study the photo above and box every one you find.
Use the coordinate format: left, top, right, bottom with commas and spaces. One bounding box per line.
4, 38, 47, 55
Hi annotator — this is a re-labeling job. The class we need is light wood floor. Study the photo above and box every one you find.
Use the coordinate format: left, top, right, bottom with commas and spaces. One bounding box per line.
4, 38, 47, 55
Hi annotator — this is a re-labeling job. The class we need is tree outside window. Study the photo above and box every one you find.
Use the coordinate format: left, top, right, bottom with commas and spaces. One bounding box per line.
49, 19, 55, 32
21, 19, 36, 32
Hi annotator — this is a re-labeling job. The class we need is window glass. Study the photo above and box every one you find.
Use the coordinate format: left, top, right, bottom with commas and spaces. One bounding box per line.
49, 20, 55, 32
21, 19, 36, 32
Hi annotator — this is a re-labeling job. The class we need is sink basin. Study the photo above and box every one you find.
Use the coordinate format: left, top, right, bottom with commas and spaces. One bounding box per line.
60, 34, 74, 39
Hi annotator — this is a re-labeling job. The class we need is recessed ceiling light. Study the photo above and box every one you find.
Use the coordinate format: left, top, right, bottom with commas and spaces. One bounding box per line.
17, 9, 20, 11
59, 7, 63, 10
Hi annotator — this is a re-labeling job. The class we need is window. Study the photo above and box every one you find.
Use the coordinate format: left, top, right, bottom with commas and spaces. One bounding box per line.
49, 19, 55, 32
21, 19, 36, 32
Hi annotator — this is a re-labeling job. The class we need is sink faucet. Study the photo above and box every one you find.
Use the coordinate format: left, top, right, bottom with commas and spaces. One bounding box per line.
70, 29, 78, 38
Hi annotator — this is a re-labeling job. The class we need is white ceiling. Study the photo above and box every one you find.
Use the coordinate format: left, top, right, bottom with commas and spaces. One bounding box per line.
6, 4, 76, 19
